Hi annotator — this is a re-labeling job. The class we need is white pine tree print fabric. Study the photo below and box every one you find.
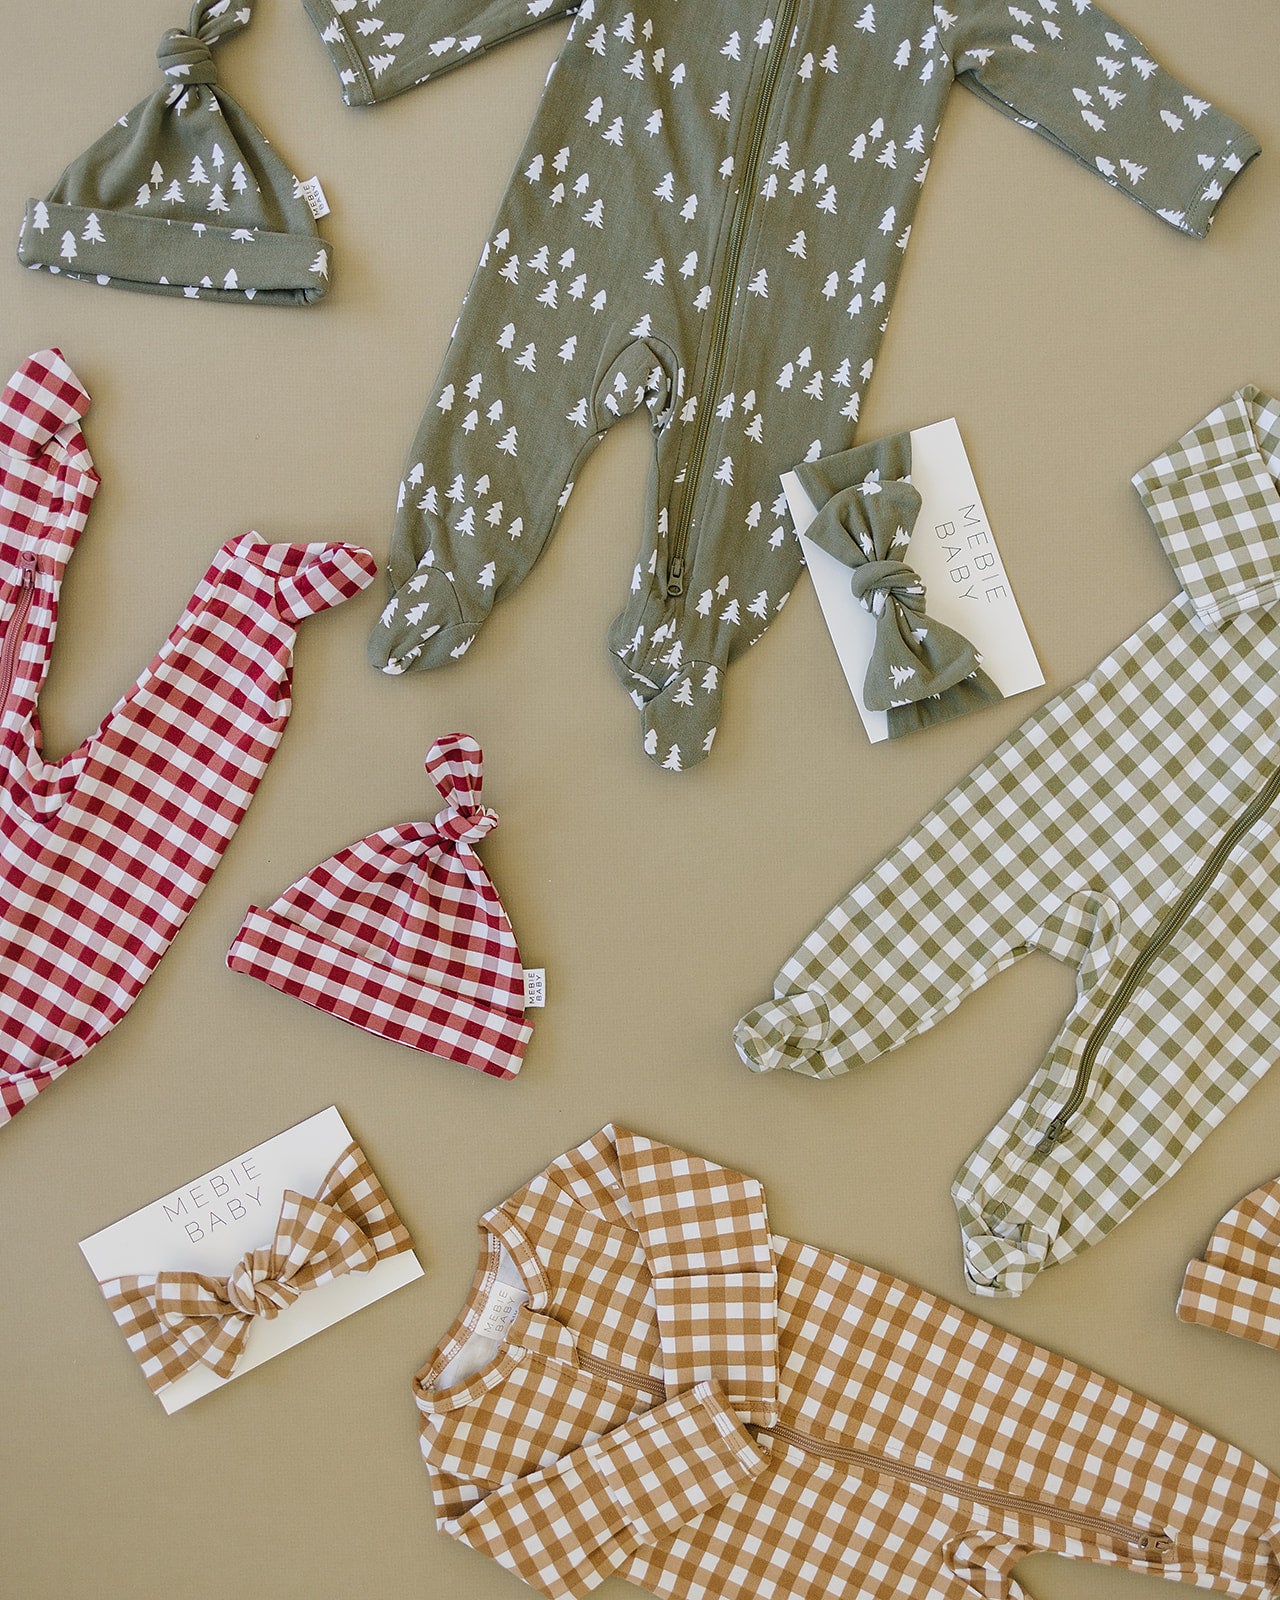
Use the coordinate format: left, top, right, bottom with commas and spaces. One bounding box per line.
304, 0, 1259, 769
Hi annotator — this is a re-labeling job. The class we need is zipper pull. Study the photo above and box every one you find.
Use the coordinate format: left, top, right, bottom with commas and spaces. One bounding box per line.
665, 556, 685, 597
1034, 1118, 1064, 1156
17, 551, 37, 587
1137, 1534, 1174, 1557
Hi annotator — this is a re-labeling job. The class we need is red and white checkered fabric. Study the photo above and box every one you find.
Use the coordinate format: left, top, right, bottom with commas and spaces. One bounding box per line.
0, 349, 377, 1128
226, 733, 531, 1078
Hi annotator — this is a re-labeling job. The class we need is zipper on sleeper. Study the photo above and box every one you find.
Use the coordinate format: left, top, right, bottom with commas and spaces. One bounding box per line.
575, 1349, 667, 1401
1034, 757, 1280, 1155
0, 551, 40, 711
764, 1423, 1174, 1557
663, 0, 801, 598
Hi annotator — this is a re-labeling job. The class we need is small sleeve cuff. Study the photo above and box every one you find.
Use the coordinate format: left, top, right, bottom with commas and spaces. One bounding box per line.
1144, 454, 1280, 624
733, 991, 837, 1077
651, 1275, 778, 1427
0, 349, 91, 457
1133, 387, 1280, 626
300, 0, 381, 105
1177, 1259, 1280, 1351
590, 1381, 768, 1543
1178, 124, 1260, 240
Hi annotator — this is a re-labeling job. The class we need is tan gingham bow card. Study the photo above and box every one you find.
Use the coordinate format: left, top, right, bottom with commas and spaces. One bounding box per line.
80, 1107, 423, 1412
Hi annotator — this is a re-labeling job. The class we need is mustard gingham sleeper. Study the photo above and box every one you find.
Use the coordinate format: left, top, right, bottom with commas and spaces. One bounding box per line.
737, 387, 1280, 1299
303, 0, 1257, 769
413, 1124, 1280, 1598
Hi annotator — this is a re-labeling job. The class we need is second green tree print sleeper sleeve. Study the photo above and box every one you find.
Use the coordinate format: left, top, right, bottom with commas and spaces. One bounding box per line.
737, 388, 1280, 1301
951, 0, 1259, 236
303, 0, 1258, 769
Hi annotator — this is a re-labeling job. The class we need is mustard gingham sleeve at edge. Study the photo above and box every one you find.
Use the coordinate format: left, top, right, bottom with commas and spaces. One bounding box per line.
950, 0, 1259, 237
444, 1381, 767, 1599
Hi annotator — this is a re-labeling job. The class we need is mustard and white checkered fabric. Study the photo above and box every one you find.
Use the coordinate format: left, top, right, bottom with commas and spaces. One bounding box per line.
1179, 1174, 1280, 1352
736, 389, 1280, 1299
100, 1142, 414, 1394
412, 1126, 1280, 1599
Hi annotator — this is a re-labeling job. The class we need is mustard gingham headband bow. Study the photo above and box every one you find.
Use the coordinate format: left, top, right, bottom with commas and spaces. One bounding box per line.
99, 1142, 413, 1394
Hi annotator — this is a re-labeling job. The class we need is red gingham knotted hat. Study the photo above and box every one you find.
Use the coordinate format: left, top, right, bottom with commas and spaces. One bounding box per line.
226, 734, 531, 1078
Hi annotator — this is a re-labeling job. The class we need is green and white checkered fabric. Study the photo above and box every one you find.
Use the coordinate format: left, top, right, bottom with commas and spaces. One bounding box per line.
1135, 386, 1280, 626
736, 389, 1280, 1299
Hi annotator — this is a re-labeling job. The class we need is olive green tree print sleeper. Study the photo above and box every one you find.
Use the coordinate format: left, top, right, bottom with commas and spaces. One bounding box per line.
304, 0, 1257, 768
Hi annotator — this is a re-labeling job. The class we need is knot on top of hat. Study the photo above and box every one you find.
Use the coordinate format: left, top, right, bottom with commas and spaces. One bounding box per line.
157, 29, 218, 84
847, 557, 923, 618
157, 2, 254, 85
433, 803, 498, 846
426, 733, 498, 846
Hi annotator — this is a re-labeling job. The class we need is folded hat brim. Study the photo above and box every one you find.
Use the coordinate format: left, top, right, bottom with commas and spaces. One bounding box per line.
1177, 1257, 1280, 1351
18, 201, 329, 305
227, 906, 531, 1079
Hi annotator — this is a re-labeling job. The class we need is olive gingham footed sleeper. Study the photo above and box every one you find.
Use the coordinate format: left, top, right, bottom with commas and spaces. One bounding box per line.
303, 0, 1257, 770
737, 386, 1280, 1299
413, 1124, 1280, 1599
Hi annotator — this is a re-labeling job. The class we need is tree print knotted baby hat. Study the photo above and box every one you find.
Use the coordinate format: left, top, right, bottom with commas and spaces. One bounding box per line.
225, 734, 533, 1079
17, 1, 331, 304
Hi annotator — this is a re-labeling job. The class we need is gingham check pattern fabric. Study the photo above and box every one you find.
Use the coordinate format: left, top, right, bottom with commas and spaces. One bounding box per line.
736, 388, 1280, 1299
99, 1141, 414, 1393
413, 1126, 1280, 1599
226, 732, 531, 1077
1134, 387, 1280, 627
1178, 1174, 1280, 1352
0, 349, 377, 1127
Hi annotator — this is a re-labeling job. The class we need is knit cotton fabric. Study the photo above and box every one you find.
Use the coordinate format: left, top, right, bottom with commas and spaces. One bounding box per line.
412, 1124, 1280, 1599
304, 0, 1255, 768
227, 734, 532, 1078
1178, 1175, 1280, 1352
0, 350, 375, 1128
18, 1, 331, 304
790, 429, 1003, 734
736, 386, 1280, 1299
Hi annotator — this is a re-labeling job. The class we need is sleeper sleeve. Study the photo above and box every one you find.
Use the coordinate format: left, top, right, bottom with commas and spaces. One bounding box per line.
442, 1380, 768, 1598
949, 0, 1258, 237
733, 690, 1119, 1080
613, 1128, 779, 1428
301, 0, 580, 106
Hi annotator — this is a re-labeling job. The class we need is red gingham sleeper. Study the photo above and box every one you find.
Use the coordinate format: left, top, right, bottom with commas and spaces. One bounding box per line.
0, 349, 377, 1128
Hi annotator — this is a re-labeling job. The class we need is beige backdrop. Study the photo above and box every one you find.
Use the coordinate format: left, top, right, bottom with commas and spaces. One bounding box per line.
2, 3, 1279, 1597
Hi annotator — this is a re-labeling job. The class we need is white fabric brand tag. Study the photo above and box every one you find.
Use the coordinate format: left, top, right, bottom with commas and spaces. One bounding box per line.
523, 969, 547, 1008
298, 177, 331, 219
475, 1281, 526, 1340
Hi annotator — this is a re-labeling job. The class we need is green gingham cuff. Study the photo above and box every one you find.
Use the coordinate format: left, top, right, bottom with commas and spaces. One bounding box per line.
1134, 387, 1280, 627
734, 990, 835, 1077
